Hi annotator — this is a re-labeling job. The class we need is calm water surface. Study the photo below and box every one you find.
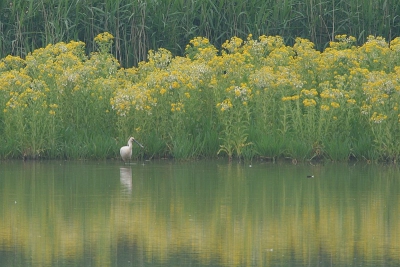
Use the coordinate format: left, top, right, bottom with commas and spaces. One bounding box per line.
1, 160, 400, 267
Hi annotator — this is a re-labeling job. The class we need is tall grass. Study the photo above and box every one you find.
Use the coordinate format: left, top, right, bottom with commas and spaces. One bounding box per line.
0, 0, 399, 67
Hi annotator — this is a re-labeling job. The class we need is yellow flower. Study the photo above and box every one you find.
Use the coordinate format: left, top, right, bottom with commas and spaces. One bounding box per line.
331, 102, 340, 108
172, 81, 179, 88
282, 95, 299, 101
218, 99, 233, 111
303, 99, 316, 107
370, 112, 387, 124
301, 89, 318, 97
320, 92, 330, 98
94, 32, 114, 43
321, 105, 330, 111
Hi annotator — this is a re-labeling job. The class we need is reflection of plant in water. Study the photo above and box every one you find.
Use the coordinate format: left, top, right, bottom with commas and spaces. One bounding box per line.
2, 162, 400, 266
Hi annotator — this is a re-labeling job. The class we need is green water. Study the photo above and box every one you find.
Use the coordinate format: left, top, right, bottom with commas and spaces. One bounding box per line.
1, 160, 400, 267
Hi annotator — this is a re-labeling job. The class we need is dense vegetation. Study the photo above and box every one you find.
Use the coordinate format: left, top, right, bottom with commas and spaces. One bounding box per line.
0, 32, 399, 161
1, 0, 399, 67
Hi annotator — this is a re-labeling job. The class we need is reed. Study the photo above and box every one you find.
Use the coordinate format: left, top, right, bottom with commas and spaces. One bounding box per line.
1, 0, 399, 67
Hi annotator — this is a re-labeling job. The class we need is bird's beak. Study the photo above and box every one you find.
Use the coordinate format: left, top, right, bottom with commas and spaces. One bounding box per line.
134, 139, 144, 148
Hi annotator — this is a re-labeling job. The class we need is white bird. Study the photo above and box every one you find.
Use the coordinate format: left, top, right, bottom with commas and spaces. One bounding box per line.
120, 137, 144, 162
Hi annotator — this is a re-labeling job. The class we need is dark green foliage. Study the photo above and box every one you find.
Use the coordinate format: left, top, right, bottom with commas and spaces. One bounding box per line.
1, 0, 399, 67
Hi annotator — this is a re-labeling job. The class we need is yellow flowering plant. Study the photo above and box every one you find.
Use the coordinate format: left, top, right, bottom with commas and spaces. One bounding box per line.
1, 32, 400, 161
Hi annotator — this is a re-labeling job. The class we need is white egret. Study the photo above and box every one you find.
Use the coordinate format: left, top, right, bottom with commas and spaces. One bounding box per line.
120, 137, 144, 162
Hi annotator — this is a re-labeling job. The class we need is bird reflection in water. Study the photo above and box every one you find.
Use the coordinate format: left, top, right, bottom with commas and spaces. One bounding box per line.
119, 167, 132, 195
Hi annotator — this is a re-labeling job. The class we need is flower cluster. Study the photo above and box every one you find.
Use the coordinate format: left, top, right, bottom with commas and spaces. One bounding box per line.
370, 112, 388, 124
171, 102, 184, 112
222, 36, 244, 54
185, 37, 218, 61
228, 84, 252, 102
282, 95, 300, 101
217, 99, 233, 112
303, 99, 317, 107
148, 48, 173, 69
